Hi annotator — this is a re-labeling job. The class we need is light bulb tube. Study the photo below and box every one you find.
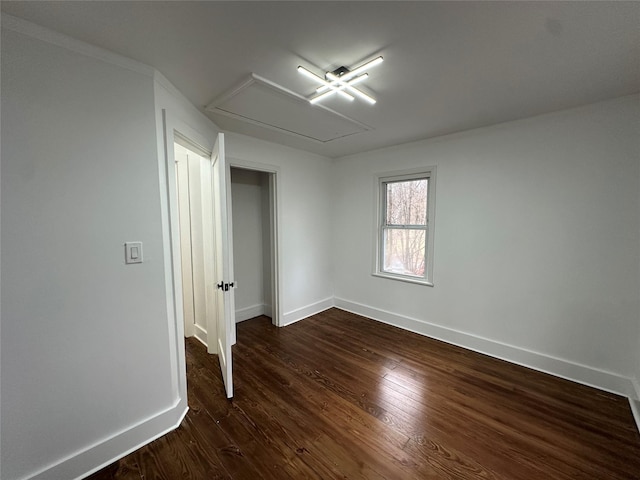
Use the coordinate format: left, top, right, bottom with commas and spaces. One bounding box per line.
309, 89, 336, 104
317, 73, 369, 93
340, 56, 383, 82
344, 85, 376, 104
297, 66, 327, 84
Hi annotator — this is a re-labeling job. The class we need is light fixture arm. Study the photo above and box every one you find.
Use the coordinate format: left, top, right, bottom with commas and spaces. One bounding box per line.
298, 56, 383, 105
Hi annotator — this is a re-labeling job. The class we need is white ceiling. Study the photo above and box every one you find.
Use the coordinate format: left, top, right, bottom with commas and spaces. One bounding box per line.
2, 1, 638, 158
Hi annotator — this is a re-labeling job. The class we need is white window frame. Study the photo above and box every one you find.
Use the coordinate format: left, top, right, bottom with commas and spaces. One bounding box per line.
373, 166, 436, 286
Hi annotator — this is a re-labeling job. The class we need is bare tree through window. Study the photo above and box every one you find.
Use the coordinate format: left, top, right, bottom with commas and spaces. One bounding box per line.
382, 178, 428, 277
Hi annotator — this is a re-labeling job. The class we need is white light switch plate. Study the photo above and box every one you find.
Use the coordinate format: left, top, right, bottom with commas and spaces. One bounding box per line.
125, 242, 143, 264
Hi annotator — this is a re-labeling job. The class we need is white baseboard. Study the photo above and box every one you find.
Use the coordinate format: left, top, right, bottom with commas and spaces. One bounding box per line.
263, 304, 272, 318
27, 401, 188, 480
235, 304, 265, 323
630, 398, 640, 434
632, 377, 640, 401
630, 377, 640, 433
334, 297, 637, 399
194, 323, 207, 348
282, 297, 334, 326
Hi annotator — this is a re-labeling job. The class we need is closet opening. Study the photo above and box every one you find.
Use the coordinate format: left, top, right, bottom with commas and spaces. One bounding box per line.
230, 167, 277, 328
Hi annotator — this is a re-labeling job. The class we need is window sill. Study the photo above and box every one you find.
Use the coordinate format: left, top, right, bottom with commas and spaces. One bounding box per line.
372, 272, 434, 287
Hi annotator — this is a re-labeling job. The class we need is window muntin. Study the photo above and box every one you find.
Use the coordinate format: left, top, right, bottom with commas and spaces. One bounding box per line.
375, 169, 435, 285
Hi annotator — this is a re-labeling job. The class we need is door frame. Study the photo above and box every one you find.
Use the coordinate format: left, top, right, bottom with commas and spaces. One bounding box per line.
159, 110, 283, 398
159, 109, 214, 404
228, 157, 283, 331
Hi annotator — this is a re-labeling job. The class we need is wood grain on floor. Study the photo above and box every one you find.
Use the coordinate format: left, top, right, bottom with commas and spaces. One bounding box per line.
87, 308, 640, 479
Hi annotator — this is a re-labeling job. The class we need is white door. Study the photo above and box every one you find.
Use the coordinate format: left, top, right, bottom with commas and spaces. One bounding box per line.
210, 133, 234, 398
174, 145, 196, 339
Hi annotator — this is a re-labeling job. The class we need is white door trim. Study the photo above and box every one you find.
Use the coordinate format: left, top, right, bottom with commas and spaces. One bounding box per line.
159, 110, 215, 407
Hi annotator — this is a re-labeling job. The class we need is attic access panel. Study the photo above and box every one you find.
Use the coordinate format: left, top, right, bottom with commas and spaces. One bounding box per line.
206, 74, 372, 143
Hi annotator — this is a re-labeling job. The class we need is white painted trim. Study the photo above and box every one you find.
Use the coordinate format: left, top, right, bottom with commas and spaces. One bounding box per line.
263, 304, 273, 318
632, 376, 640, 401
372, 166, 437, 286
629, 398, 640, 434
1, 14, 154, 77
282, 298, 335, 326
25, 402, 188, 480
206, 74, 372, 144
159, 111, 190, 398
194, 323, 208, 348
200, 155, 217, 353
236, 304, 266, 323
334, 297, 637, 398
219, 145, 238, 347
371, 271, 434, 287
153, 75, 220, 148
629, 372, 640, 432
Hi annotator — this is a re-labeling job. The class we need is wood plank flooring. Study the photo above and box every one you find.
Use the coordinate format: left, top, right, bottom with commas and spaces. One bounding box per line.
88, 308, 640, 479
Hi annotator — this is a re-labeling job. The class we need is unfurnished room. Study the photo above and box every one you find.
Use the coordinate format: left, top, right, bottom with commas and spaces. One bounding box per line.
1, 2, 640, 479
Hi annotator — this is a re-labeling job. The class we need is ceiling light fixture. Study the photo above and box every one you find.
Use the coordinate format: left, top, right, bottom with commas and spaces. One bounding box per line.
298, 56, 383, 105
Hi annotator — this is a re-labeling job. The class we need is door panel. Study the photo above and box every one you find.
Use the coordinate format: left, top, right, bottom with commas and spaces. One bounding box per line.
174, 146, 195, 338
211, 133, 234, 399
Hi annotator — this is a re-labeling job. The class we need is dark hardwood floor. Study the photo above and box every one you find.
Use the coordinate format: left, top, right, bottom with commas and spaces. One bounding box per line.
88, 308, 640, 479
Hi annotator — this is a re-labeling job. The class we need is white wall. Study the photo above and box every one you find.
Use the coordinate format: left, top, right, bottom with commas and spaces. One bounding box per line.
231, 168, 270, 321
3, 14, 638, 480
226, 133, 334, 325
0, 23, 333, 479
332, 95, 640, 397
1, 24, 184, 480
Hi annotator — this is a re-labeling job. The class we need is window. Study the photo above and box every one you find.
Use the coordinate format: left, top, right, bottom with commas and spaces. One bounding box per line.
374, 167, 436, 286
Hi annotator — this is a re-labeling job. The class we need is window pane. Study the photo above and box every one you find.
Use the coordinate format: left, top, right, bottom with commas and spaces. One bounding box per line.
385, 179, 428, 226
383, 228, 426, 277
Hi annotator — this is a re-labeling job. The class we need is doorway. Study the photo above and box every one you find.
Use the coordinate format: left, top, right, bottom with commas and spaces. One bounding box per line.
174, 142, 217, 347
164, 118, 282, 399
172, 141, 282, 349
227, 157, 282, 338
230, 168, 273, 324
